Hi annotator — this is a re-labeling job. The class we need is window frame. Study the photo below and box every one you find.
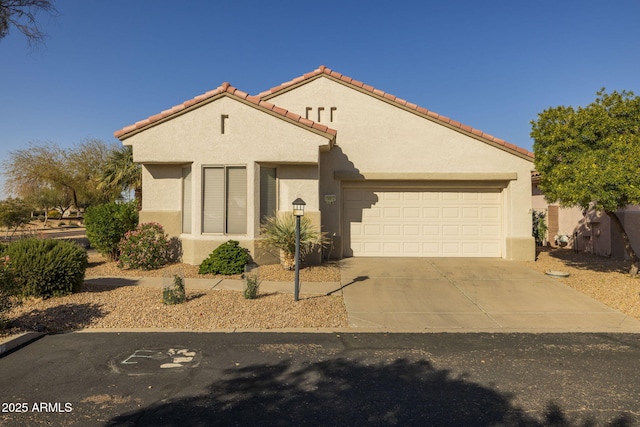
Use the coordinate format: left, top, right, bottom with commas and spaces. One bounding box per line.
201, 165, 247, 235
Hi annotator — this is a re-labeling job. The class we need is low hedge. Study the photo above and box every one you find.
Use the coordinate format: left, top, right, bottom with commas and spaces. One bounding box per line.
6, 238, 88, 298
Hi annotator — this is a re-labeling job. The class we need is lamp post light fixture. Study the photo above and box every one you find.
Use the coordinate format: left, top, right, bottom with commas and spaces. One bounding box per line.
292, 197, 305, 301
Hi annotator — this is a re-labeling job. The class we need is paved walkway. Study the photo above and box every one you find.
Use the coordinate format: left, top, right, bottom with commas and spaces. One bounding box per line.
340, 258, 640, 332
84, 276, 340, 295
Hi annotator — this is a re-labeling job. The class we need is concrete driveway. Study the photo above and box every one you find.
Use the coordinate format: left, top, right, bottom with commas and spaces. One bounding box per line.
339, 258, 640, 332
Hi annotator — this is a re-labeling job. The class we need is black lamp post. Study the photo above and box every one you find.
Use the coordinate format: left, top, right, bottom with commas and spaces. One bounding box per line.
292, 197, 305, 301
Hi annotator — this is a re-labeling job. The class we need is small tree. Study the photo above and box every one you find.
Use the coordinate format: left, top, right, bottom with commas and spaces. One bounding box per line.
0, 198, 32, 239
532, 210, 548, 246
84, 201, 138, 260
258, 213, 327, 270
531, 89, 640, 274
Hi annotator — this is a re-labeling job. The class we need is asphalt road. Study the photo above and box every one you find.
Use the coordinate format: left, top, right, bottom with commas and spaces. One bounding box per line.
1, 332, 639, 426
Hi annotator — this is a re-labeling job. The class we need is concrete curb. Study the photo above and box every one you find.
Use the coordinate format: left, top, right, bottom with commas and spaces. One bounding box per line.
0, 332, 46, 357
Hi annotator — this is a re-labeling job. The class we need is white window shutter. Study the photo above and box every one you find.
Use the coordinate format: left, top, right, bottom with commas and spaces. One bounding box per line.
202, 167, 224, 233
226, 167, 246, 234
182, 166, 192, 234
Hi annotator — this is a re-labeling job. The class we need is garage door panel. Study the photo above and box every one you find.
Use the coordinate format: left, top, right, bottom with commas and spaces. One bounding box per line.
403, 224, 420, 236
344, 188, 502, 257
364, 207, 381, 219
403, 207, 420, 218
380, 224, 399, 236
423, 207, 440, 218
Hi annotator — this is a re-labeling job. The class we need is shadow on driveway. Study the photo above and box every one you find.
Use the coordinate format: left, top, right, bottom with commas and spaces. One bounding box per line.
108, 356, 633, 426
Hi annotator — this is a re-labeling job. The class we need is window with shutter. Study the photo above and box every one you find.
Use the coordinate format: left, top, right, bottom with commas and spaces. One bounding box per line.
202, 166, 246, 234
260, 166, 277, 223
182, 166, 192, 233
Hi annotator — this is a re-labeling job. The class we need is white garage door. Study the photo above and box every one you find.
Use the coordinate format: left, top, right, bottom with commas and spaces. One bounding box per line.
343, 188, 503, 257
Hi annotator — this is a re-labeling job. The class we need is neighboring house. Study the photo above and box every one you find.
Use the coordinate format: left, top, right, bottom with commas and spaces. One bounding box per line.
115, 66, 536, 265
531, 172, 640, 259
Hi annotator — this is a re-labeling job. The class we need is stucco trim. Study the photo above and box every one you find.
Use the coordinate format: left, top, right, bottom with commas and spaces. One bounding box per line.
334, 171, 518, 181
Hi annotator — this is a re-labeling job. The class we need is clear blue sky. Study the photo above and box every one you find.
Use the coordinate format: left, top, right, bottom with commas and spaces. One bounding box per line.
1, 0, 639, 199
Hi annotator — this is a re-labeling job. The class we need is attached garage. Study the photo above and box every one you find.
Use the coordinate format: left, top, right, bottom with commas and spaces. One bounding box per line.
343, 186, 503, 257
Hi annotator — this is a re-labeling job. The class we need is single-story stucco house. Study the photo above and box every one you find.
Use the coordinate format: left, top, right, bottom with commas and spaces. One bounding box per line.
115, 66, 535, 265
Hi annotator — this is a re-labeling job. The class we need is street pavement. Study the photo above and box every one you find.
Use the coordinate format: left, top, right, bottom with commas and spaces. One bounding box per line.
1, 332, 639, 426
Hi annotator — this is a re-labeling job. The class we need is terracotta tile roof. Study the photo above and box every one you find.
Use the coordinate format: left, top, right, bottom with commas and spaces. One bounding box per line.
114, 82, 337, 140
258, 65, 534, 160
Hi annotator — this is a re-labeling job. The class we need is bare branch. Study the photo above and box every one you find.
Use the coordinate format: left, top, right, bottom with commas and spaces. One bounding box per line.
0, 0, 59, 48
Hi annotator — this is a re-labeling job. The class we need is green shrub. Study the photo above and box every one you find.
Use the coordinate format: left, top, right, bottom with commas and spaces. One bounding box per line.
199, 240, 250, 275
162, 275, 186, 305
244, 274, 260, 299
532, 210, 548, 246
118, 222, 169, 270
0, 254, 17, 330
85, 201, 138, 260
6, 238, 88, 298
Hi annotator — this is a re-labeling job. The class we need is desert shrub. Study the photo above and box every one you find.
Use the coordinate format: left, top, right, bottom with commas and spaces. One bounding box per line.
117, 222, 169, 270
244, 274, 260, 299
6, 238, 88, 298
0, 254, 17, 330
85, 201, 138, 260
162, 275, 186, 305
37, 215, 45, 223
258, 213, 328, 270
199, 240, 250, 275
47, 209, 61, 219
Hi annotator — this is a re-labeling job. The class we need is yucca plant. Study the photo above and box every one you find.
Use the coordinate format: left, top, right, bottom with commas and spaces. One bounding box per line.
258, 213, 328, 270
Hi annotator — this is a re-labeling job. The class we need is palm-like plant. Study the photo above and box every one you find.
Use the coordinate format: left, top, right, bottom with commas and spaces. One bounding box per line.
258, 213, 328, 270
98, 146, 142, 209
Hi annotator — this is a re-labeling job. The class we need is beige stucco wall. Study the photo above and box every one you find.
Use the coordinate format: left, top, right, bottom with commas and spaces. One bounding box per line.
123, 96, 330, 265
268, 77, 535, 260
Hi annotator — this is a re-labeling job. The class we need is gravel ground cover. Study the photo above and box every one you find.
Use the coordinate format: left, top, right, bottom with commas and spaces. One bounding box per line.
523, 248, 640, 320
4, 252, 346, 334
3, 247, 640, 335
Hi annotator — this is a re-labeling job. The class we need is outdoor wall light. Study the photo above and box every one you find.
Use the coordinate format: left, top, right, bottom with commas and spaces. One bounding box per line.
292, 198, 306, 217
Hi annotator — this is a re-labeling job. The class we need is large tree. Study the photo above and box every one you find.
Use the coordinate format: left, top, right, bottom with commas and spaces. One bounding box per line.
531, 89, 640, 275
3, 139, 121, 212
0, 0, 57, 47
